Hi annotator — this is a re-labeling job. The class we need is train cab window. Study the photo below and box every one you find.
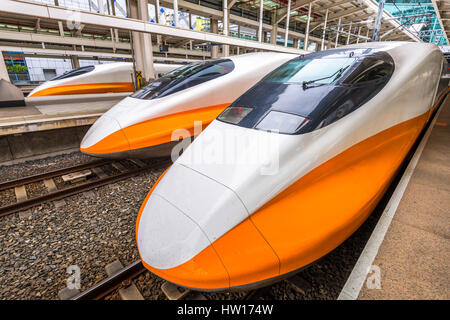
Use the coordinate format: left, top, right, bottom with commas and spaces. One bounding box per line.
51, 66, 95, 81
343, 59, 393, 85
218, 51, 395, 135
265, 57, 356, 86
132, 59, 235, 100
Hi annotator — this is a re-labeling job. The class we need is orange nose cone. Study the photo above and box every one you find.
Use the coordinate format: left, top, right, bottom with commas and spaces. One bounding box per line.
80, 128, 130, 155
141, 246, 230, 291
135, 170, 230, 291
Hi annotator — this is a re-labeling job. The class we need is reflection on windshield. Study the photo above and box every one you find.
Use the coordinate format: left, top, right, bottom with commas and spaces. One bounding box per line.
265, 58, 356, 85
131, 59, 235, 100
164, 63, 207, 78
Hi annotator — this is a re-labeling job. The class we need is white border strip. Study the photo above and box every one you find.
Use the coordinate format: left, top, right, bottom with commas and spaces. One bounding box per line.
337, 102, 446, 300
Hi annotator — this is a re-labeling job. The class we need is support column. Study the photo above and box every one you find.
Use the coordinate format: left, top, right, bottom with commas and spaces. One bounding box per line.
155, 0, 161, 23
97, 0, 105, 14
366, 28, 370, 42
129, 0, 144, 75
58, 21, 64, 37
321, 8, 328, 51
346, 22, 352, 45
211, 19, 219, 58
110, 28, 116, 52
173, 0, 179, 27
131, 0, 155, 82
303, 2, 312, 50
356, 27, 361, 44
271, 11, 278, 45
335, 17, 341, 48
284, 0, 291, 47
372, 0, 385, 41
155, 1, 162, 46
138, 0, 155, 81
258, 0, 264, 42
222, 0, 230, 56
110, 0, 116, 15
0, 52, 10, 82
71, 55, 80, 69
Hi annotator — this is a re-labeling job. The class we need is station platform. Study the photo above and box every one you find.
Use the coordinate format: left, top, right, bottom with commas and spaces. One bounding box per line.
340, 95, 450, 300
0, 93, 127, 162
0, 93, 127, 136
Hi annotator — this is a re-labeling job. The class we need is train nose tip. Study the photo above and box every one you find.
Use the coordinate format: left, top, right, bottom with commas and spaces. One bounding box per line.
80, 115, 130, 156
136, 183, 230, 290
137, 194, 210, 269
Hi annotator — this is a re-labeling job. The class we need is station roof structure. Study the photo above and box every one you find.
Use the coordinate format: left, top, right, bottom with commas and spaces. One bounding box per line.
377, 0, 448, 46
429, 0, 450, 45
0, 0, 421, 55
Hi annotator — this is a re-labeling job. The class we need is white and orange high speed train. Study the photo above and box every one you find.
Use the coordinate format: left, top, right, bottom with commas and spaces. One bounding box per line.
28, 62, 181, 97
136, 42, 449, 291
80, 52, 296, 158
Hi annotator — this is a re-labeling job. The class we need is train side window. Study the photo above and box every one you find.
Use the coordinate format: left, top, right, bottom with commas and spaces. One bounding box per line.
157, 59, 234, 97
191, 60, 234, 79
343, 59, 393, 85
51, 66, 95, 81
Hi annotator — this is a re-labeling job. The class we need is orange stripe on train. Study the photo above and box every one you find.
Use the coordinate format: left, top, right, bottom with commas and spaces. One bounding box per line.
136, 111, 429, 290
81, 104, 229, 155
29, 82, 134, 97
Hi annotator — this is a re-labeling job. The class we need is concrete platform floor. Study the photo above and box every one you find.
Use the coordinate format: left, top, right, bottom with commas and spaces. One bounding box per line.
0, 93, 126, 122
0, 93, 129, 161
0, 93, 128, 136
358, 97, 450, 299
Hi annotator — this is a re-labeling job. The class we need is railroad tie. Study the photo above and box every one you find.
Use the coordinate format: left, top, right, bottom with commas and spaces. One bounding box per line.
14, 185, 27, 202
129, 159, 147, 168
185, 292, 207, 300
105, 260, 144, 300
111, 162, 127, 173
61, 170, 92, 183
161, 281, 190, 300
43, 179, 57, 192
286, 274, 312, 296
92, 167, 107, 179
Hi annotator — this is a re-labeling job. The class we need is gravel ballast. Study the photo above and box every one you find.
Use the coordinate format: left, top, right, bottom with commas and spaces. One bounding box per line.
0, 151, 164, 299
0, 150, 387, 300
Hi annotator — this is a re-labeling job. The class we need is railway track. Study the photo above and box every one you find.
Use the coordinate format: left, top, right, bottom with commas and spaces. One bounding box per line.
0, 158, 171, 218
70, 259, 311, 301
71, 261, 146, 300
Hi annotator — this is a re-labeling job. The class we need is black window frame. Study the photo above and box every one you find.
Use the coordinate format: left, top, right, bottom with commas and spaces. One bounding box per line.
341, 57, 394, 86
50, 65, 95, 81
132, 59, 235, 100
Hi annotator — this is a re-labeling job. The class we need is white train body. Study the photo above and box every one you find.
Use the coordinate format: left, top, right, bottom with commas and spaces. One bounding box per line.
136, 42, 449, 291
28, 62, 182, 97
80, 52, 296, 158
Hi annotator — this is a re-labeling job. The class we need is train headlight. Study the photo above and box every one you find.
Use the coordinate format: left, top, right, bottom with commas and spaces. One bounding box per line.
256, 111, 308, 134
218, 106, 253, 124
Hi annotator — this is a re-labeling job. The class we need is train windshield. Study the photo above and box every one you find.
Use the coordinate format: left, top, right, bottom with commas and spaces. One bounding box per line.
51, 66, 95, 81
132, 59, 234, 99
265, 57, 355, 86
218, 50, 395, 135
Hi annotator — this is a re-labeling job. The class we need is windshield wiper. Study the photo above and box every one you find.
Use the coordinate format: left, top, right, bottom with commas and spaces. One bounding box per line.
302, 66, 349, 89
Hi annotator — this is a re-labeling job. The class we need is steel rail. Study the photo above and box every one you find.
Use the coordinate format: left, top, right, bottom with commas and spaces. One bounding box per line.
71, 260, 146, 300
0, 159, 171, 218
0, 159, 112, 191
